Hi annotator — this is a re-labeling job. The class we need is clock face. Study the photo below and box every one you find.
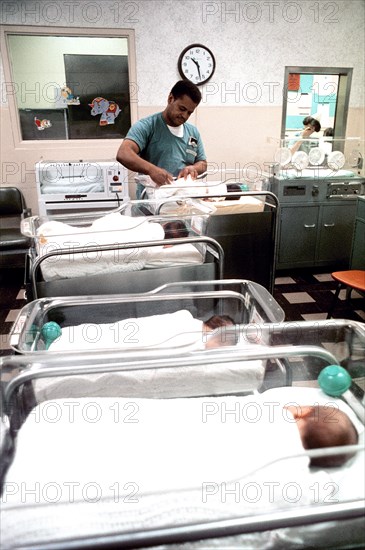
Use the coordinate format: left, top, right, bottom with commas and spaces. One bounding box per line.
178, 44, 216, 86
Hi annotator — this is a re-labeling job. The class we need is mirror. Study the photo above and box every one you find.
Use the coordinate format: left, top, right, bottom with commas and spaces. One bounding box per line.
281, 66, 353, 142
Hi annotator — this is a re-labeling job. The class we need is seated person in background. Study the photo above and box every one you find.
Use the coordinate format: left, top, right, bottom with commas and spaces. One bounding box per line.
286, 404, 359, 467
291, 116, 322, 155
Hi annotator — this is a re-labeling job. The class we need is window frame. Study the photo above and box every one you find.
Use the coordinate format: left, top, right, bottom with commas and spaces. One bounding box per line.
281, 66, 353, 140
0, 25, 138, 150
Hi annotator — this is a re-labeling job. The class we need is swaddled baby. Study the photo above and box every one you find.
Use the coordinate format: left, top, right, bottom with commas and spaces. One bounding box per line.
47, 312, 235, 352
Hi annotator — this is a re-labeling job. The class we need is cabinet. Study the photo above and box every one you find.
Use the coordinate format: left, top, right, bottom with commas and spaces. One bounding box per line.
278, 203, 357, 269
350, 196, 365, 269
278, 206, 318, 265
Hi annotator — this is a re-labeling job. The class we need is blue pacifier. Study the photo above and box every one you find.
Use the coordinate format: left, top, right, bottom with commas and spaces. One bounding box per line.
41, 321, 62, 350
318, 365, 352, 397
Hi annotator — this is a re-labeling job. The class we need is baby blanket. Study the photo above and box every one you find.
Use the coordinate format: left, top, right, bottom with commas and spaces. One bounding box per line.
36, 213, 165, 281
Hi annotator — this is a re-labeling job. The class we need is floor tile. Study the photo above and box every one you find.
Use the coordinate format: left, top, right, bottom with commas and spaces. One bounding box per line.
333, 289, 363, 300
275, 276, 296, 285
5, 309, 21, 323
282, 292, 315, 304
16, 289, 26, 300
301, 312, 328, 321
0, 333, 12, 351
355, 310, 365, 321
313, 273, 333, 282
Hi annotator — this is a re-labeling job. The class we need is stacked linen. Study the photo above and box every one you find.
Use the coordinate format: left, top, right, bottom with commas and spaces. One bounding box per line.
36, 212, 165, 281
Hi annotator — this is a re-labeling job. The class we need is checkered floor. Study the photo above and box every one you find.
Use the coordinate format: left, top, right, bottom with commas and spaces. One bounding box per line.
273, 269, 365, 323
1, 267, 365, 357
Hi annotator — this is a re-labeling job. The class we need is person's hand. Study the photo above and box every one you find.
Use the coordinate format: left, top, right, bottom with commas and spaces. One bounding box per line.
177, 166, 199, 180
148, 166, 174, 186
302, 126, 314, 138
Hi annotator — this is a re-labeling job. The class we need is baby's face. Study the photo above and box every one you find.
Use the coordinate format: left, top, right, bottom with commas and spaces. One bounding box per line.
202, 325, 237, 350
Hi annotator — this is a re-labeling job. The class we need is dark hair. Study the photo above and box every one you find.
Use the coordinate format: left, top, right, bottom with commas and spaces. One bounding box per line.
302, 116, 313, 126
300, 406, 358, 468
324, 127, 334, 137
303, 116, 321, 133
226, 183, 241, 201
163, 220, 189, 239
311, 119, 321, 132
170, 80, 202, 105
204, 315, 235, 330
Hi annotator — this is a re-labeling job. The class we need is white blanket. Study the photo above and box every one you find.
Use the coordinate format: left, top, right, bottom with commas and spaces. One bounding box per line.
36, 213, 165, 281
35, 310, 265, 400
48, 310, 203, 352
3, 394, 310, 502
145, 243, 203, 267
147, 176, 228, 199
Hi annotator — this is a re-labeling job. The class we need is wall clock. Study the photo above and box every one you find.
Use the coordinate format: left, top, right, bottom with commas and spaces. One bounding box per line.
177, 44, 216, 86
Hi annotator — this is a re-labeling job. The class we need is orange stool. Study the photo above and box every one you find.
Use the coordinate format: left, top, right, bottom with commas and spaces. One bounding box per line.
327, 270, 365, 319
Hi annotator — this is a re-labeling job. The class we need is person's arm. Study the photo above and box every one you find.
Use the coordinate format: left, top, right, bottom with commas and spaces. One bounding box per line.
290, 127, 314, 154
177, 160, 207, 180
116, 139, 174, 186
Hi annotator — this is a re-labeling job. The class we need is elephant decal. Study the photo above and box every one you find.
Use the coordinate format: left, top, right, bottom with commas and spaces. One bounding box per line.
89, 97, 121, 126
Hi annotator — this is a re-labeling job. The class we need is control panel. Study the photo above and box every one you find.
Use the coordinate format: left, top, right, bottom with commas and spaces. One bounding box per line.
327, 182, 363, 199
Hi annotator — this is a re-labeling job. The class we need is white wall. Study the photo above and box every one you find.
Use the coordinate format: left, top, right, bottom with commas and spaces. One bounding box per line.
1, 0, 364, 210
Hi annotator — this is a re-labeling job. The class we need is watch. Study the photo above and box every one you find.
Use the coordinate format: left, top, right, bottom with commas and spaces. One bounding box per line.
178, 44, 216, 85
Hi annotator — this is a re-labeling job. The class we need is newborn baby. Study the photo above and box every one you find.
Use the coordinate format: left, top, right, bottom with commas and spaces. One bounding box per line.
286, 404, 359, 467
46, 312, 236, 352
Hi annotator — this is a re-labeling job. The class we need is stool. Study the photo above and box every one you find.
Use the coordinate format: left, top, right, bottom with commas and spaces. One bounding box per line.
327, 270, 365, 319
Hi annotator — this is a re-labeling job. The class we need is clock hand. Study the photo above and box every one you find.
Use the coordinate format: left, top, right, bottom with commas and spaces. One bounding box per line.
191, 57, 201, 78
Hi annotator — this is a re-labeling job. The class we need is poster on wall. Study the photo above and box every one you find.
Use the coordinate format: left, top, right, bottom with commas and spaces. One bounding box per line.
287, 73, 300, 91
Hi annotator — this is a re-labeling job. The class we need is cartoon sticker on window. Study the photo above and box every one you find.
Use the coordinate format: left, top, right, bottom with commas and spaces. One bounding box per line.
61, 86, 80, 105
34, 117, 52, 131
89, 97, 121, 126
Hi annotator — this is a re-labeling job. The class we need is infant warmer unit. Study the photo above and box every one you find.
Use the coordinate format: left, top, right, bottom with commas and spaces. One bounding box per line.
35, 160, 129, 216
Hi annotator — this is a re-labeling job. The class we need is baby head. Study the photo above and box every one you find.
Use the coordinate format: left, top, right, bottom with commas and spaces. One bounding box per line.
286, 405, 358, 468
225, 183, 241, 201
203, 315, 236, 349
163, 221, 189, 240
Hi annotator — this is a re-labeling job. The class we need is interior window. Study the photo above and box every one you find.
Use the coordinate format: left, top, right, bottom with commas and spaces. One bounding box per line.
281, 66, 353, 140
2, 29, 135, 141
